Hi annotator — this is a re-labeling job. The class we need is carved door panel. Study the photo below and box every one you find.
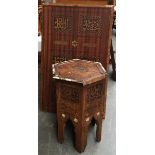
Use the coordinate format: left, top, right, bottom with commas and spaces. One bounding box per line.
75, 7, 112, 70
50, 6, 76, 63
48, 6, 78, 112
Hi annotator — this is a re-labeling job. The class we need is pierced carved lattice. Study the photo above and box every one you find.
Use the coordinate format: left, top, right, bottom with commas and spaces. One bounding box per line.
53, 16, 73, 32
60, 84, 80, 103
87, 82, 103, 103
79, 16, 103, 36
52, 55, 100, 64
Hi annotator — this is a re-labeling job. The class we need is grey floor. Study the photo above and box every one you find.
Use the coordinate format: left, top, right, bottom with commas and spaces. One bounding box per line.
38, 30, 116, 155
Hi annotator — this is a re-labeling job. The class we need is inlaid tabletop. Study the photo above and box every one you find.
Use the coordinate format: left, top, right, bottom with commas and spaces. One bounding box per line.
53, 59, 107, 85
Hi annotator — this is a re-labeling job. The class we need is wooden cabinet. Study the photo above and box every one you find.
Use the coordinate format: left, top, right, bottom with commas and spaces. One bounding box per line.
41, 1, 114, 112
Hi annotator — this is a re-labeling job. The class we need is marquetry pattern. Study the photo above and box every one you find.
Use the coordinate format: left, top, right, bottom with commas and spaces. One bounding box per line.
71, 40, 78, 47
53, 16, 73, 32
54, 41, 68, 46
52, 15, 103, 35
79, 16, 103, 36
52, 55, 100, 64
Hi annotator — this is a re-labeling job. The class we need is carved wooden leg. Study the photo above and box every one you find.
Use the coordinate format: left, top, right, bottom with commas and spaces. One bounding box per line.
96, 118, 103, 142
57, 119, 65, 144
74, 125, 88, 153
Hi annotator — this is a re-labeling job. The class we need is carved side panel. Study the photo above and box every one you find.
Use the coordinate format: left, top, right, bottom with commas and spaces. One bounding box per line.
85, 81, 104, 116
60, 84, 80, 103
58, 83, 82, 119
87, 82, 103, 103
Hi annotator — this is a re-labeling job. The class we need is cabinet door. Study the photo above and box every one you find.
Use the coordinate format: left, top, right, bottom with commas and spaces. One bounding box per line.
75, 7, 113, 70
47, 6, 78, 112
50, 6, 76, 63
